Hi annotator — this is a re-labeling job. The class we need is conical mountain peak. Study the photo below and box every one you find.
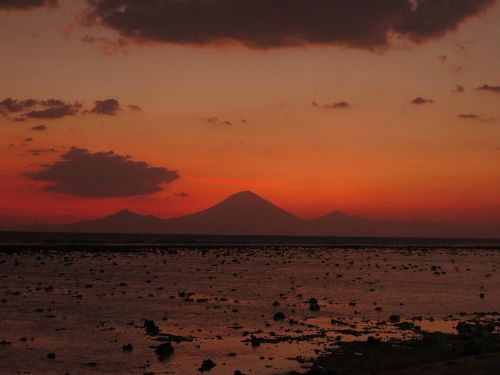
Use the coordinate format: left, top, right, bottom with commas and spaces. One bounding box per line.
322, 210, 349, 219
164, 190, 304, 235
112, 208, 139, 217
224, 190, 267, 203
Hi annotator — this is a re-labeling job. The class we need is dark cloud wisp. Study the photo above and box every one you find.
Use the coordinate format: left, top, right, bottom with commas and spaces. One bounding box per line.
0, 0, 57, 11
458, 113, 480, 120
25, 148, 179, 197
26, 99, 82, 120
1, 97, 140, 121
28, 148, 58, 156
313, 101, 352, 110
476, 84, 500, 93
127, 104, 142, 113
0, 98, 81, 121
410, 97, 435, 105
84, 0, 495, 49
91, 98, 121, 115
458, 113, 494, 122
207, 117, 232, 127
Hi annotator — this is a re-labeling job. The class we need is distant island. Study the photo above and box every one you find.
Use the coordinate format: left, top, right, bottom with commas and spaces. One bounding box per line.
6, 191, 500, 238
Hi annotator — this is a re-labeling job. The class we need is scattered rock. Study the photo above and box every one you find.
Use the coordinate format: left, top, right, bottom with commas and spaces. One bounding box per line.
389, 314, 401, 323
198, 359, 216, 372
144, 320, 160, 336
155, 342, 174, 361
274, 312, 286, 321
308, 298, 320, 311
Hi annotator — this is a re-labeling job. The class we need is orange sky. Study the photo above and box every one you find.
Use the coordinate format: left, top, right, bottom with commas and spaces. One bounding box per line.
1, 0, 500, 225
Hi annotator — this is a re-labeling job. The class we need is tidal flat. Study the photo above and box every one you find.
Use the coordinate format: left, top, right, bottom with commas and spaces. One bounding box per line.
0, 245, 499, 374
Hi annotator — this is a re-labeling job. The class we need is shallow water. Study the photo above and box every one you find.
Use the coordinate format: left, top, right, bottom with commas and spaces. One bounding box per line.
0, 247, 499, 374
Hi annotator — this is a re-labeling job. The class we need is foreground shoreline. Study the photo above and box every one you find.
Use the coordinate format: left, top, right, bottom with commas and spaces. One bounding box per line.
299, 352, 500, 375
1, 246, 498, 374
292, 321, 500, 375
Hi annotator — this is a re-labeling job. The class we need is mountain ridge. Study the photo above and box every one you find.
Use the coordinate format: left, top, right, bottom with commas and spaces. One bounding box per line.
6, 191, 500, 238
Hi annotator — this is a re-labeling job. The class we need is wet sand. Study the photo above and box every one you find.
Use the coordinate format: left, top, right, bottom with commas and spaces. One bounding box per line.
0, 247, 499, 374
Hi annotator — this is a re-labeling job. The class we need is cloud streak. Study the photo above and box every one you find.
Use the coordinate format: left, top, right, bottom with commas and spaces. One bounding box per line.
476, 84, 500, 93
83, 0, 495, 50
410, 97, 435, 105
26, 99, 82, 120
28, 148, 58, 156
207, 117, 232, 127
458, 113, 494, 122
90, 98, 121, 115
452, 84, 465, 93
0, 0, 57, 11
458, 113, 480, 120
30, 124, 48, 131
1, 97, 139, 121
25, 148, 179, 197
0, 98, 81, 121
313, 101, 352, 110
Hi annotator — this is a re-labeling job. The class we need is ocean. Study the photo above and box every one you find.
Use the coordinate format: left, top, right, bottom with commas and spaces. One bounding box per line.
0, 233, 499, 374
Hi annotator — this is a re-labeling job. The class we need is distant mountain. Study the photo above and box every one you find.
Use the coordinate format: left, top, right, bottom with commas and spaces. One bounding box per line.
20, 209, 165, 234
308, 209, 498, 238
6, 191, 500, 238
62, 209, 166, 234
308, 210, 378, 236
163, 191, 305, 235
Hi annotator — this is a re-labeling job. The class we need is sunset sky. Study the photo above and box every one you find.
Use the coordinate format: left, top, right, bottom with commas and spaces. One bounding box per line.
1, 0, 500, 225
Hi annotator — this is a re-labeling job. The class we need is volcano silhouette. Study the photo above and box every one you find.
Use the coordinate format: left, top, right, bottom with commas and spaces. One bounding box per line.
11, 191, 500, 238
163, 191, 304, 235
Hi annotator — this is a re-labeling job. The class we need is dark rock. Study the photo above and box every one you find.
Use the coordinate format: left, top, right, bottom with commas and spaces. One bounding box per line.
274, 312, 285, 321
198, 359, 216, 372
389, 314, 400, 323
144, 320, 160, 336
155, 342, 174, 361
250, 336, 261, 347
308, 298, 320, 311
